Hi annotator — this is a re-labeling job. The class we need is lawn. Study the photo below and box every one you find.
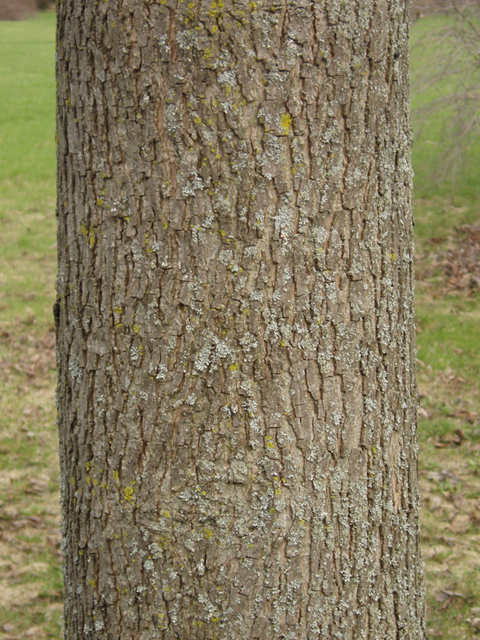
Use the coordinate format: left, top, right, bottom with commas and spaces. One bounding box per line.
1, 9, 480, 640
410, 11, 480, 638
0, 11, 61, 639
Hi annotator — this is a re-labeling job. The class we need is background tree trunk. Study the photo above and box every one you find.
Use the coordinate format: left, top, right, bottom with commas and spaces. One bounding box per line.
56, 0, 427, 638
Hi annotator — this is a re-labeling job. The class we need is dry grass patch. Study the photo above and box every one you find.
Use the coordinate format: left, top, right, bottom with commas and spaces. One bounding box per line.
0, 326, 62, 640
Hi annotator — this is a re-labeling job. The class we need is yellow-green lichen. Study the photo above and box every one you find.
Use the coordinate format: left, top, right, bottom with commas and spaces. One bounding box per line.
281, 113, 293, 135
80, 223, 96, 247
266, 436, 275, 449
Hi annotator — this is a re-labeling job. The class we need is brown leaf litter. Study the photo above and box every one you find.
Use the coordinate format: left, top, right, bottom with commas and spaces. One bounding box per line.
433, 223, 480, 294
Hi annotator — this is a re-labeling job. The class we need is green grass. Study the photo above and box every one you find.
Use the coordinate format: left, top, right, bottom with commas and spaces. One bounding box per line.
411, 14, 480, 202
0, 11, 56, 330
0, 12, 56, 183
0, 12, 60, 640
413, 198, 480, 250
417, 299, 480, 376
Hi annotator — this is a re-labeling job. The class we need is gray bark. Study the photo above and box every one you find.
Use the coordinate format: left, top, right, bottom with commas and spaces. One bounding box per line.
56, 0, 427, 638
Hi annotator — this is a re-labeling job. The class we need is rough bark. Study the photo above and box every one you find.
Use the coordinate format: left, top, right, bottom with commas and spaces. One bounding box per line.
56, 0, 427, 638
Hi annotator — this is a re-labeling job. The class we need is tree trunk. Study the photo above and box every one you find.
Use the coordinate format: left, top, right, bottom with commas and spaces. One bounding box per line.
56, 0, 426, 638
